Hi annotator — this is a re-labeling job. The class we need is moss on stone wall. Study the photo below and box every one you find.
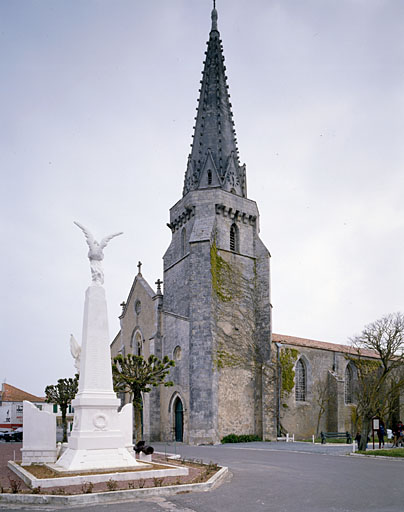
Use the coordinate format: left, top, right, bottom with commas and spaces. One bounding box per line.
210, 240, 234, 302
280, 348, 299, 396
353, 359, 381, 374
215, 349, 243, 369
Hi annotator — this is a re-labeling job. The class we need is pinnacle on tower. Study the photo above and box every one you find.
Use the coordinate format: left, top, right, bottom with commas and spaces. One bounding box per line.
183, 4, 247, 198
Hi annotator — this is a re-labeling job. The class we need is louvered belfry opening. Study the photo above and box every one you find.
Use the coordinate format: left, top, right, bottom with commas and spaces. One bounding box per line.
230, 223, 238, 252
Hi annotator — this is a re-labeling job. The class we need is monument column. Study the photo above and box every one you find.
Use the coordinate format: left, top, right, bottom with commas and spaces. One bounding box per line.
67, 284, 125, 451
55, 222, 143, 471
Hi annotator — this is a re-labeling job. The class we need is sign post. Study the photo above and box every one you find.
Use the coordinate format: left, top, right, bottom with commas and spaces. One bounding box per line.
372, 418, 379, 450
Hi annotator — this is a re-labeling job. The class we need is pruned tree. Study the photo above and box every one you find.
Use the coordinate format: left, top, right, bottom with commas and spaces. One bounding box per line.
348, 312, 404, 451
313, 377, 330, 437
112, 353, 175, 441
45, 375, 78, 442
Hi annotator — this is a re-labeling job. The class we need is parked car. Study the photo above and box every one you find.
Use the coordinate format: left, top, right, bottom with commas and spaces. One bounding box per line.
12, 427, 23, 441
2, 428, 23, 442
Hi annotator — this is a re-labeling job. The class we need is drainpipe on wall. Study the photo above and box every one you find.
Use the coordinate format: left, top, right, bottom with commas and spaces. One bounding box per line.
275, 342, 282, 438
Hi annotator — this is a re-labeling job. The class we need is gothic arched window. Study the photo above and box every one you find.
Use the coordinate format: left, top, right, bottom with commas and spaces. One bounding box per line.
295, 359, 306, 401
345, 364, 353, 404
135, 333, 142, 355
131, 330, 142, 356
207, 170, 212, 185
230, 223, 239, 252
173, 345, 182, 361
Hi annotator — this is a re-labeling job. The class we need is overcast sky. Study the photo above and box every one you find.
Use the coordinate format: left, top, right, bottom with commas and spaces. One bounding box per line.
1, 0, 403, 396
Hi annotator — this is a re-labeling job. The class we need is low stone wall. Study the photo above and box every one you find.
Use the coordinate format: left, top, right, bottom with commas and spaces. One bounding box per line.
20, 449, 58, 466
8, 460, 189, 489
1, 465, 228, 506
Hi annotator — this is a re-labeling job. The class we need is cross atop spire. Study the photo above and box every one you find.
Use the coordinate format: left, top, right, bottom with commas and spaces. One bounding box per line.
211, 2, 218, 32
183, 4, 247, 198
155, 279, 163, 294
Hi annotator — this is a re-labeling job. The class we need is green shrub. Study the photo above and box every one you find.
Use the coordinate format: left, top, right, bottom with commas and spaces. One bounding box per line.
81, 482, 93, 494
106, 479, 118, 491
221, 433, 262, 443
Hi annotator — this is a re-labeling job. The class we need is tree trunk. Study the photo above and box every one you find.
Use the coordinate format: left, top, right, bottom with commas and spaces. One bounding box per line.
61, 406, 68, 443
132, 391, 142, 443
359, 421, 370, 451
316, 406, 325, 437
134, 406, 142, 442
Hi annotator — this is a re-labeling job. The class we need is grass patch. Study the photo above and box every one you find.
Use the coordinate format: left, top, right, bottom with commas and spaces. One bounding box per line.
357, 448, 404, 457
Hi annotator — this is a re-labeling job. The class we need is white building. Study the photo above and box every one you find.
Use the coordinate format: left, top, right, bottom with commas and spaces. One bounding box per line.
0, 383, 73, 433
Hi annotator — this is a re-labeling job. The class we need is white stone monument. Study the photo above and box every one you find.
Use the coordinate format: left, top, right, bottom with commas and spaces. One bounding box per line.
55, 223, 143, 471
21, 401, 57, 465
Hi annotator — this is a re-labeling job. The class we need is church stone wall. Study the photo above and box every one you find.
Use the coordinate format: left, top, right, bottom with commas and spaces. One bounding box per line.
211, 247, 270, 440
399, 393, 404, 426
278, 344, 356, 439
188, 239, 220, 444
195, 189, 260, 259
262, 365, 277, 440
164, 215, 196, 269
119, 277, 156, 357
327, 371, 339, 433
163, 255, 190, 318
160, 313, 190, 441
218, 367, 255, 438
254, 237, 273, 438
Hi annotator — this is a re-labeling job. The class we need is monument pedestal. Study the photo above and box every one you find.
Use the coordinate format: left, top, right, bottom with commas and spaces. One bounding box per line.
56, 285, 143, 471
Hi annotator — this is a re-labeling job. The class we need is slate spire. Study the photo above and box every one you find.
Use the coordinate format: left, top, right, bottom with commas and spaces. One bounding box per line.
183, 4, 246, 198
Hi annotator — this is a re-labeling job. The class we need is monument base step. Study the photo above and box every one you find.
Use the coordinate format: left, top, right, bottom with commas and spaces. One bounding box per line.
54, 447, 146, 472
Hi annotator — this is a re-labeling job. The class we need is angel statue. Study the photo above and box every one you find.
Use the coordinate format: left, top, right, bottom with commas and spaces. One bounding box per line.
70, 334, 81, 373
74, 221, 123, 285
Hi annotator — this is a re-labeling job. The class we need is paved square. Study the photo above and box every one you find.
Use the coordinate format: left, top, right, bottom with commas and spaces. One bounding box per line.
2, 442, 403, 511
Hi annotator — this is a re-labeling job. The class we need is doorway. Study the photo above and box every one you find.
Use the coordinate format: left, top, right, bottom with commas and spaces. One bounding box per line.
174, 398, 184, 442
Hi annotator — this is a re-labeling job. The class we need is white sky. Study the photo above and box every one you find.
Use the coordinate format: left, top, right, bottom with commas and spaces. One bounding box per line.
1, 0, 403, 396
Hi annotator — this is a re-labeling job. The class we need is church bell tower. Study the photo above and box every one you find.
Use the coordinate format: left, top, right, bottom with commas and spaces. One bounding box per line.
162, 4, 272, 444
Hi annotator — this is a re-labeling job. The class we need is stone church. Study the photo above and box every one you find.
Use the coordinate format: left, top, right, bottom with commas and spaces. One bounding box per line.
111, 5, 402, 443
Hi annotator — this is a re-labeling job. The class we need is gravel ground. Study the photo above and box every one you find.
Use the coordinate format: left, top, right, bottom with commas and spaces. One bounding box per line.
0, 442, 29, 492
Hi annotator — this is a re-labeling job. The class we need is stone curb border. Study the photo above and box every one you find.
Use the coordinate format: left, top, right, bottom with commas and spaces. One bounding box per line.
7, 460, 188, 489
0, 466, 228, 506
349, 453, 404, 461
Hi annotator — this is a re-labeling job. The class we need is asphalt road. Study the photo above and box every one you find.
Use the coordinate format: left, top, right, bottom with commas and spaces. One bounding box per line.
1, 442, 403, 512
